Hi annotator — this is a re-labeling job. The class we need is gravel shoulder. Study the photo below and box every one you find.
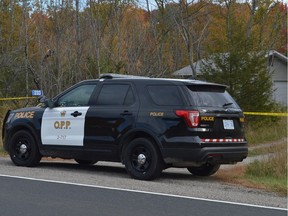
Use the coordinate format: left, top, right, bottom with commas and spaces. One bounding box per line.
0, 156, 286, 209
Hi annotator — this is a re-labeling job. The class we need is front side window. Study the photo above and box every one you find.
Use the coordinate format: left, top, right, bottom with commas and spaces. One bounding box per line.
58, 84, 96, 107
96, 84, 135, 106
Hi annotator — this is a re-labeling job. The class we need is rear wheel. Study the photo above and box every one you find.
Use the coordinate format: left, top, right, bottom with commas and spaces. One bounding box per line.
187, 164, 220, 176
123, 138, 163, 180
74, 159, 97, 166
9, 130, 41, 167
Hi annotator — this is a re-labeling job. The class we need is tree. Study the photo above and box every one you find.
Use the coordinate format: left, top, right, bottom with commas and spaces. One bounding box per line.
201, 52, 274, 112
172, 0, 211, 79
0, 0, 30, 99
0, 0, 285, 102
199, 0, 278, 112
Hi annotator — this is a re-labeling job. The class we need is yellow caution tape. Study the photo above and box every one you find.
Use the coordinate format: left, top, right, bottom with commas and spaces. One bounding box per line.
0, 97, 287, 117
0, 97, 37, 101
244, 112, 288, 117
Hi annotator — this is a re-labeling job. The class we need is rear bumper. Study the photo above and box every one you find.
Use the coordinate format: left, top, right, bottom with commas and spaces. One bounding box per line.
161, 141, 248, 166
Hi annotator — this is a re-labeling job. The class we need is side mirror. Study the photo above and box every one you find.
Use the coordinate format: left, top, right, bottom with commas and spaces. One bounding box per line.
38, 95, 55, 108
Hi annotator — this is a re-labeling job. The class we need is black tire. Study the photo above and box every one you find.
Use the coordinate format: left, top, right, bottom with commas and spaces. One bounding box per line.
187, 164, 220, 176
9, 130, 41, 167
74, 159, 97, 166
123, 138, 163, 180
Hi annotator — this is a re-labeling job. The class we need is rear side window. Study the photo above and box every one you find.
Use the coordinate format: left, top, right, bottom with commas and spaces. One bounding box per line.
186, 85, 239, 108
148, 85, 183, 106
96, 84, 135, 106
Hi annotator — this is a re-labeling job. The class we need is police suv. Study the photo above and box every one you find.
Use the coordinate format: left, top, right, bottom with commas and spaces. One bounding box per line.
2, 74, 248, 180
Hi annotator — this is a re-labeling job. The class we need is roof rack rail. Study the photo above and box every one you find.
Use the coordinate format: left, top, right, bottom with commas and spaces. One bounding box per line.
99, 73, 149, 79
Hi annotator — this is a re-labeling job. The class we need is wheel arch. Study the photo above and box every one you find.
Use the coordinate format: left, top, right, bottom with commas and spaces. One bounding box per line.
119, 129, 163, 162
7, 124, 41, 152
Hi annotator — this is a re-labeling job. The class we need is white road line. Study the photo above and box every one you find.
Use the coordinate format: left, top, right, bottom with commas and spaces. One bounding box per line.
0, 174, 287, 211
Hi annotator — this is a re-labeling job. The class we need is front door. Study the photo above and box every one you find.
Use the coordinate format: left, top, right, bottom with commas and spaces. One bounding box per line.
41, 107, 89, 146
41, 83, 97, 146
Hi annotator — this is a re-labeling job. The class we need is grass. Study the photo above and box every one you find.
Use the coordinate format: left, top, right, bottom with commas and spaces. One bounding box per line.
216, 148, 287, 196
248, 142, 287, 156
246, 117, 287, 146
244, 117, 287, 195
216, 166, 267, 190
216, 162, 287, 196
244, 175, 287, 196
0, 103, 12, 156
217, 116, 287, 196
0, 146, 6, 157
0, 130, 5, 156
245, 150, 287, 196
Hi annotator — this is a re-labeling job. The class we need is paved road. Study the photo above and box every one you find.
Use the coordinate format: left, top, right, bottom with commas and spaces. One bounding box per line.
0, 175, 286, 216
0, 156, 287, 211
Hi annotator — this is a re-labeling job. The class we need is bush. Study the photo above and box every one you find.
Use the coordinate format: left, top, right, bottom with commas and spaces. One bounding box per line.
245, 117, 287, 145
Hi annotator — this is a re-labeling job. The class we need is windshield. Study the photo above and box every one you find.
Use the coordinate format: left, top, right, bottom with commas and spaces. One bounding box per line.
185, 85, 240, 108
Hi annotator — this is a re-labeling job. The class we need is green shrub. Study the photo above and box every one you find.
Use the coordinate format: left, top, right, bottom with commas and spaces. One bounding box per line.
245, 117, 287, 146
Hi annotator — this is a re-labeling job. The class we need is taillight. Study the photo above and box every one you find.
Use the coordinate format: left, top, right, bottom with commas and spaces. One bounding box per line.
175, 110, 200, 127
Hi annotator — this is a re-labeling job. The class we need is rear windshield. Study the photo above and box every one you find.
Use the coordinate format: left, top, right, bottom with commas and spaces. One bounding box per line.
185, 85, 239, 108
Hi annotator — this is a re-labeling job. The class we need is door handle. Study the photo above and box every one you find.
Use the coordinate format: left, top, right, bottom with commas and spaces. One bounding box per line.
71, 111, 82, 117
120, 110, 132, 116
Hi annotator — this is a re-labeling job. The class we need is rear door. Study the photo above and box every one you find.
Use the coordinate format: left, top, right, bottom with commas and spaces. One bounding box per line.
84, 82, 139, 154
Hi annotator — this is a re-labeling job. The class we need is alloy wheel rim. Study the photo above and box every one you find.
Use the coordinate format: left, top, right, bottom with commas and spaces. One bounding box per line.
15, 139, 30, 160
131, 146, 151, 173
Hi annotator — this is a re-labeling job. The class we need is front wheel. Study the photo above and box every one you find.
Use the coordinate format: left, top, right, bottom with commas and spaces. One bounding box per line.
123, 138, 163, 180
187, 164, 220, 176
9, 130, 41, 167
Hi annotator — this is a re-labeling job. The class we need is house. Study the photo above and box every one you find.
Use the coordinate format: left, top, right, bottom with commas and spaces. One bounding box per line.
173, 51, 288, 106
268, 50, 288, 106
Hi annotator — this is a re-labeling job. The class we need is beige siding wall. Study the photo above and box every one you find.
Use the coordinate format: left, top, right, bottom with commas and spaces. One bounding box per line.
269, 58, 287, 81
269, 57, 287, 105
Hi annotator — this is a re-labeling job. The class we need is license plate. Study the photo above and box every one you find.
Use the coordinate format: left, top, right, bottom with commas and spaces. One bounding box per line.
223, 120, 234, 130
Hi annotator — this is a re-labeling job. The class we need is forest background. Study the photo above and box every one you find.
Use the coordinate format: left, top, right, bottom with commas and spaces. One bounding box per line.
0, 0, 287, 112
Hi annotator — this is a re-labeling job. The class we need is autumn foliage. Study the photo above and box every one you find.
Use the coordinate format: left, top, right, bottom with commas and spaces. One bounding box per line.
0, 0, 286, 99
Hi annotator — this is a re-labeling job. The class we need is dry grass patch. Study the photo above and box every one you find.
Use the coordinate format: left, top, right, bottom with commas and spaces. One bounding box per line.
216, 148, 287, 196
215, 165, 266, 191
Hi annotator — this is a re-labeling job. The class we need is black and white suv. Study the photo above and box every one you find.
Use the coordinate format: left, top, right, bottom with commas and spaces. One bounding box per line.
2, 74, 248, 180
